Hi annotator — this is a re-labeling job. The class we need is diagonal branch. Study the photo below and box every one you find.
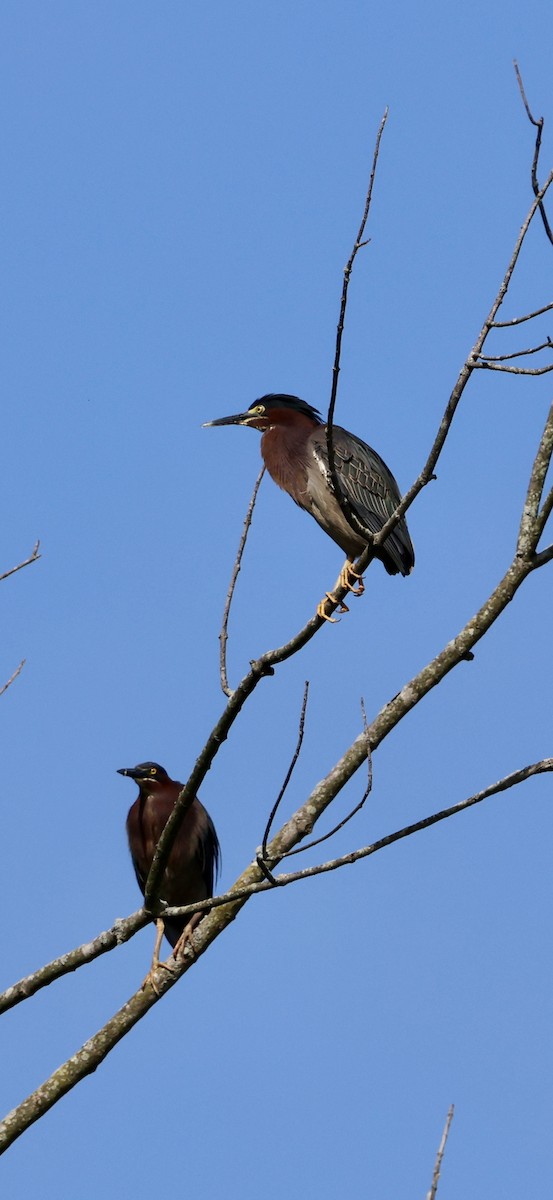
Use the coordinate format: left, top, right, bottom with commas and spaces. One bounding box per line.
0, 912, 149, 1016
492, 301, 553, 328
219, 466, 265, 697
4, 106, 552, 1161
518, 400, 553, 552
318, 172, 553, 589
0, 542, 41, 584
1, 759, 550, 1152
0, 660, 25, 698
473, 360, 553, 376
259, 680, 310, 869
533, 542, 553, 568
476, 339, 552, 361
514, 61, 553, 246
3, 757, 551, 1022
426, 1105, 455, 1200
325, 108, 389, 541
278, 702, 372, 861
144, 175, 553, 908
537, 483, 553, 532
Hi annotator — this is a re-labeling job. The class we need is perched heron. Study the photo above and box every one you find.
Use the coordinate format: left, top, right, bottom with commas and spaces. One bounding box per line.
118, 762, 220, 965
204, 394, 414, 612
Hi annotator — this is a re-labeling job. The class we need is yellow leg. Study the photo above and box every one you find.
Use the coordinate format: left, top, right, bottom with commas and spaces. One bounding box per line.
339, 559, 365, 597
142, 918, 170, 994
316, 592, 351, 622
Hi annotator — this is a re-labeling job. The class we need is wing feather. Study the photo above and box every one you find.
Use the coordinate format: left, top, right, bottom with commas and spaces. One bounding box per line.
311, 426, 415, 574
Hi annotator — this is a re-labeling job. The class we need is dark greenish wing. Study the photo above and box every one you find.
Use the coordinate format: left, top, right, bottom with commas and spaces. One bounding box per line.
200, 815, 221, 895
313, 425, 415, 574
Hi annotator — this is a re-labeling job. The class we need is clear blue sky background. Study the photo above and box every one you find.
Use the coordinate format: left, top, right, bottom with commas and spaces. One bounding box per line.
1, 2, 552, 1196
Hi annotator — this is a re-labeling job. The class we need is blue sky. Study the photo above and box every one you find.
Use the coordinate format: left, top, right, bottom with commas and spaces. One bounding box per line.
1, 2, 552, 1196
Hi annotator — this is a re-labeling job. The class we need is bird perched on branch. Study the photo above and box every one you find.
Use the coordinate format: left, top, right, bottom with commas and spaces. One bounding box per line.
118, 762, 220, 964
204, 394, 414, 612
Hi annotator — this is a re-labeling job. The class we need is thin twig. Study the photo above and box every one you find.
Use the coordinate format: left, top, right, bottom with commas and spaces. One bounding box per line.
491, 301, 553, 327
325, 109, 390, 544
162, 759, 553, 918
0, 542, 41, 584
316, 144, 553, 607
2, 113, 553, 1159
145, 175, 553, 902
351, 171, 553, 574
514, 61, 553, 246
47, 762, 553, 932
477, 339, 552, 361
259, 681, 310, 861
1, 761, 550, 1152
315, 171, 553, 626
0, 911, 149, 1015
533, 542, 553, 567
0, 660, 25, 698
426, 1105, 455, 1200
473, 360, 553, 376
282, 698, 372, 859
219, 466, 265, 697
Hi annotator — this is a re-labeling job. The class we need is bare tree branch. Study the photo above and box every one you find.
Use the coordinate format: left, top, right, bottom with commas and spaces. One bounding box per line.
8, 160, 545, 1138
477, 339, 552, 361
514, 60, 553, 246
0, 542, 41, 584
219, 466, 265, 697
279, 701, 372, 860
312, 171, 553, 616
473, 360, 553, 376
259, 680, 310, 866
533, 543, 553, 568
0, 912, 149, 1016
143, 170, 553, 910
518, 400, 553, 552
3, 758, 551, 1021
1, 760, 550, 1152
537, 483, 553, 532
0, 544, 41, 696
324, 108, 390, 544
426, 1105, 455, 1200
491, 301, 553, 327
0, 660, 25, 698
3, 107, 553, 1161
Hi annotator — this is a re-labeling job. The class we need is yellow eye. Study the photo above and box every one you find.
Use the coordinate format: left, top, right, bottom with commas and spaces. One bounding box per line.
150, 767, 157, 776
250, 404, 265, 415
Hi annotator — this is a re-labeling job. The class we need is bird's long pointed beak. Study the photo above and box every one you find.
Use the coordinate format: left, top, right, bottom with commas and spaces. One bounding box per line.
117, 767, 138, 778
202, 412, 249, 427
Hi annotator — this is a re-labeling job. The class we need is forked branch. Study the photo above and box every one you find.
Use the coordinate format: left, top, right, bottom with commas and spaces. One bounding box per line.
1, 100, 552, 1161
514, 60, 553, 245
219, 466, 265, 697
0, 760, 550, 1152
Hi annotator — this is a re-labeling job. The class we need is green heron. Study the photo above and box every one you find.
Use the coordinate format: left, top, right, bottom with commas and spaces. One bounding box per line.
118, 762, 220, 963
204, 394, 414, 611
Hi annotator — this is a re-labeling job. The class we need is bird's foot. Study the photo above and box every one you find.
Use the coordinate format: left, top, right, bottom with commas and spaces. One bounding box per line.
339, 560, 365, 597
172, 913, 201, 962
142, 960, 174, 996
141, 918, 173, 994
316, 592, 350, 623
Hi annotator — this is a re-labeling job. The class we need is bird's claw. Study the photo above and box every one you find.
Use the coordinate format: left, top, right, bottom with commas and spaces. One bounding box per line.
141, 917, 174, 994
172, 914, 201, 962
339, 561, 365, 596
142, 959, 173, 996
317, 594, 339, 623
316, 592, 351, 622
